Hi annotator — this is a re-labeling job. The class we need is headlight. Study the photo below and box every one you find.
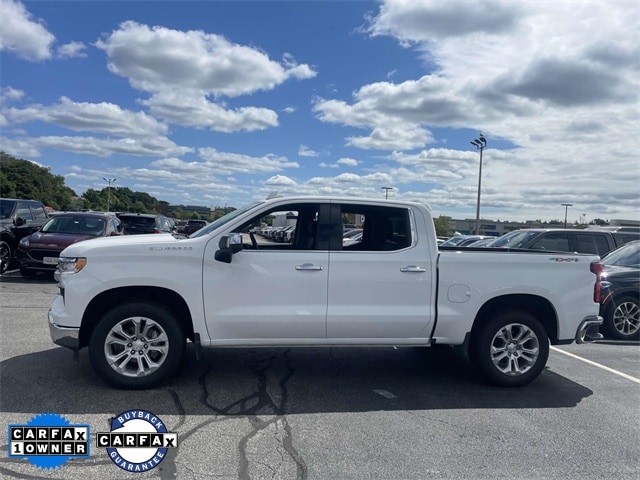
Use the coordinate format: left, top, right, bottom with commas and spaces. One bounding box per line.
57, 257, 87, 274
19, 237, 30, 247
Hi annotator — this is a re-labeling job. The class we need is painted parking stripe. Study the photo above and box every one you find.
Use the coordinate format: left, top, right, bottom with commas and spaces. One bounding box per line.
551, 346, 640, 385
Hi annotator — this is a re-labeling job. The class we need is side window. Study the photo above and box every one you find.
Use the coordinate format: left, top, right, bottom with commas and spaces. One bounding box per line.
15, 203, 33, 223
339, 205, 411, 252
576, 234, 610, 256
31, 205, 47, 221
237, 203, 322, 251
530, 233, 570, 251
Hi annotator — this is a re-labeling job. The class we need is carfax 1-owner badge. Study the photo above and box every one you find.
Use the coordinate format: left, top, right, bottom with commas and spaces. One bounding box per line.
8, 413, 90, 470
97, 409, 178, 472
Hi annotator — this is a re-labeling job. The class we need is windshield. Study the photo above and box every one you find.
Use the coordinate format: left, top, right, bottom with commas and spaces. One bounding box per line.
42, 216, 106, 236
0, 200, 16, 219
440, 236, 466, 246
602, 242, 640, 267
189, 201, 263, 238
488, 230, 540, 248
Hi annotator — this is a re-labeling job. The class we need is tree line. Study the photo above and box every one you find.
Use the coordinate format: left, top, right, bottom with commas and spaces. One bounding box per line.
0, 152, 202, 219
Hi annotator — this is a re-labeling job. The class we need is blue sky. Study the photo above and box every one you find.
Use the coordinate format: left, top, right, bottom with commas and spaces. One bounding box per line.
1, 0, 638, 222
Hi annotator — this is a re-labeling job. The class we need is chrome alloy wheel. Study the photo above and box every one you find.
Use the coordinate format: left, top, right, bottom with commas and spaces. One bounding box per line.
612, 300, 640, 336
490, 323, 540, 376
104, 316, 170, 378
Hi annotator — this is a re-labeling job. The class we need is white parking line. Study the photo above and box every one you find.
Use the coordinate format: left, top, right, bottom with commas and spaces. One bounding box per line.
551, 346, 640, 384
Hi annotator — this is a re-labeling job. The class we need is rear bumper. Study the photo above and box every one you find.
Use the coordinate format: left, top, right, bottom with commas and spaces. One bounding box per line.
575, 315, 604, 344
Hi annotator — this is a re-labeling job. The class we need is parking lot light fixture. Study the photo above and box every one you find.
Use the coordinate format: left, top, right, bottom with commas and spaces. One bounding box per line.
381, 187, 393, 199
561, 203, 573, 228
103, 177, 116, 212
470, 134, 487, 235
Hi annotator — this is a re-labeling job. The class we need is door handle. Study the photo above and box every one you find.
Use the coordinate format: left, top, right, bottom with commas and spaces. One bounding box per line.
400, 265, 426, 273
295, 263, 324, 271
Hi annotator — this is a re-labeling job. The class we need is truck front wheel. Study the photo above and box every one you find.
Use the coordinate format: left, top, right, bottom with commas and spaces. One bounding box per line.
89, 302, 185, 389
471, 310, 549, 387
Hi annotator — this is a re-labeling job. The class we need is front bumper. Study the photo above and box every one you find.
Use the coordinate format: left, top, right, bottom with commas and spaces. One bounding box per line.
575, 315, 604, 344
48, 308, 80, 350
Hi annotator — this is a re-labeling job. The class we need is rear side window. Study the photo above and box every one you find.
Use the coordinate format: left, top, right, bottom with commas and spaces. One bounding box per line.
576, 233, 611, 256
31, 205, 47, 221
613, 232, 640, 246
338, 205, 411, 252
530, 233, 571, 251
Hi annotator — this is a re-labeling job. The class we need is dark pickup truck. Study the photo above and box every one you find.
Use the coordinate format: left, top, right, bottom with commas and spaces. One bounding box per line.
486, 227, 639, 257
1, 198, 49, 273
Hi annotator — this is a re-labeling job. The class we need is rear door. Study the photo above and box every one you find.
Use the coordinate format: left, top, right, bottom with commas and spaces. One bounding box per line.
326, 202, 435, 339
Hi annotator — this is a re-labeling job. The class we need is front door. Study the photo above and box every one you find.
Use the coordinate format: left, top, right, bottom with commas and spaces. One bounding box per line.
203, 202, 329, 341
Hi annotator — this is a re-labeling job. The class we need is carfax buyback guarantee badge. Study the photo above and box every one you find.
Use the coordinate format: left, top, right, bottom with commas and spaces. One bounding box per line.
97, 409, 178, 473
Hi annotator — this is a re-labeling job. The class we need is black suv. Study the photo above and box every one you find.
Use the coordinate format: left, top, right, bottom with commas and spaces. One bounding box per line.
183, 219, 208, 235
486, 228, 639, 257
117, 213, 175, 235
1, 198, 49, 273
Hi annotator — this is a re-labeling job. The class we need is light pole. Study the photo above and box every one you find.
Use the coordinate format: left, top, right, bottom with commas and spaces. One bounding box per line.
470, 134, 487, 235
103, 177, 116, 212
381, 186, 393, 199
561, 203, 573, 228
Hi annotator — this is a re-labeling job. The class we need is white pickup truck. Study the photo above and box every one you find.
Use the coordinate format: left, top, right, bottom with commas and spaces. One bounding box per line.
48, 196, 603, 389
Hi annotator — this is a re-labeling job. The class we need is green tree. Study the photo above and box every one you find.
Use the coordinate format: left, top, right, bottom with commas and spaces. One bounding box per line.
433, 215, 452, 237
0, 151, 76, 209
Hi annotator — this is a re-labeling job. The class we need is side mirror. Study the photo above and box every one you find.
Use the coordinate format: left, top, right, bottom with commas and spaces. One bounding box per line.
215, 233, 243, 263
14, 217, 26, 227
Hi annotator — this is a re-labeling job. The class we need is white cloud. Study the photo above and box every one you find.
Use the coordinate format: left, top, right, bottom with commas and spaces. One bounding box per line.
141, 91, 278, 132
6, 97, 168, 137
0, 136, 41, 157
1, 86, 25, 102
298, 145, 319, 157
265, 175, 297, 186
31, 135, 192, 157
150, 148, 299, 177
56, 41, 87, 59
336, 158, 359, 167
320, 157, 360, 168
0, 0, 55, 61
95, 21, 317, 97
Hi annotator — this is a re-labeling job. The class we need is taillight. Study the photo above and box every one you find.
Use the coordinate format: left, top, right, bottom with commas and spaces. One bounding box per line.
154, 229, 162, 233
590, 262, 602, 303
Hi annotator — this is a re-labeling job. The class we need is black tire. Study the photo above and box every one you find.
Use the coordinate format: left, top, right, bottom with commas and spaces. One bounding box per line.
603, 296, 640, 340
89, 302, 185, 389
470, 309, 549, 387
20, 267, 37, 278
0, 241, 12, 275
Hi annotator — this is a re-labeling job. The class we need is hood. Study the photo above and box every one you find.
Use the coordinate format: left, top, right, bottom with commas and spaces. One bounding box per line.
601, 264, 639, 279
60, 232, 182, 257
27, 231, 97, 249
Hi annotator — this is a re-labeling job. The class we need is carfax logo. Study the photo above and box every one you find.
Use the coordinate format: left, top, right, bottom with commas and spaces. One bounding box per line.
8, 413, 90, 470
97, 409, 178, 473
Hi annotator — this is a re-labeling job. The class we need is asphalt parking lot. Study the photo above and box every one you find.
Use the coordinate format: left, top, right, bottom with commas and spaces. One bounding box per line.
0, 270, 638, 480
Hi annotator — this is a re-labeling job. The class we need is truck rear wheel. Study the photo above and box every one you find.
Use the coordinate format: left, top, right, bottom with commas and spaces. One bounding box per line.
471, 310, 549, 387
89, 302, 185, 389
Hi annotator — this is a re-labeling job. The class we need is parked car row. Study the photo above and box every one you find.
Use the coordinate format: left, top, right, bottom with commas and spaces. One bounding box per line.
439, 227, 639, 257
17, 212, 123, 276
438, 230, 639, 340
255, 225, 296, 243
